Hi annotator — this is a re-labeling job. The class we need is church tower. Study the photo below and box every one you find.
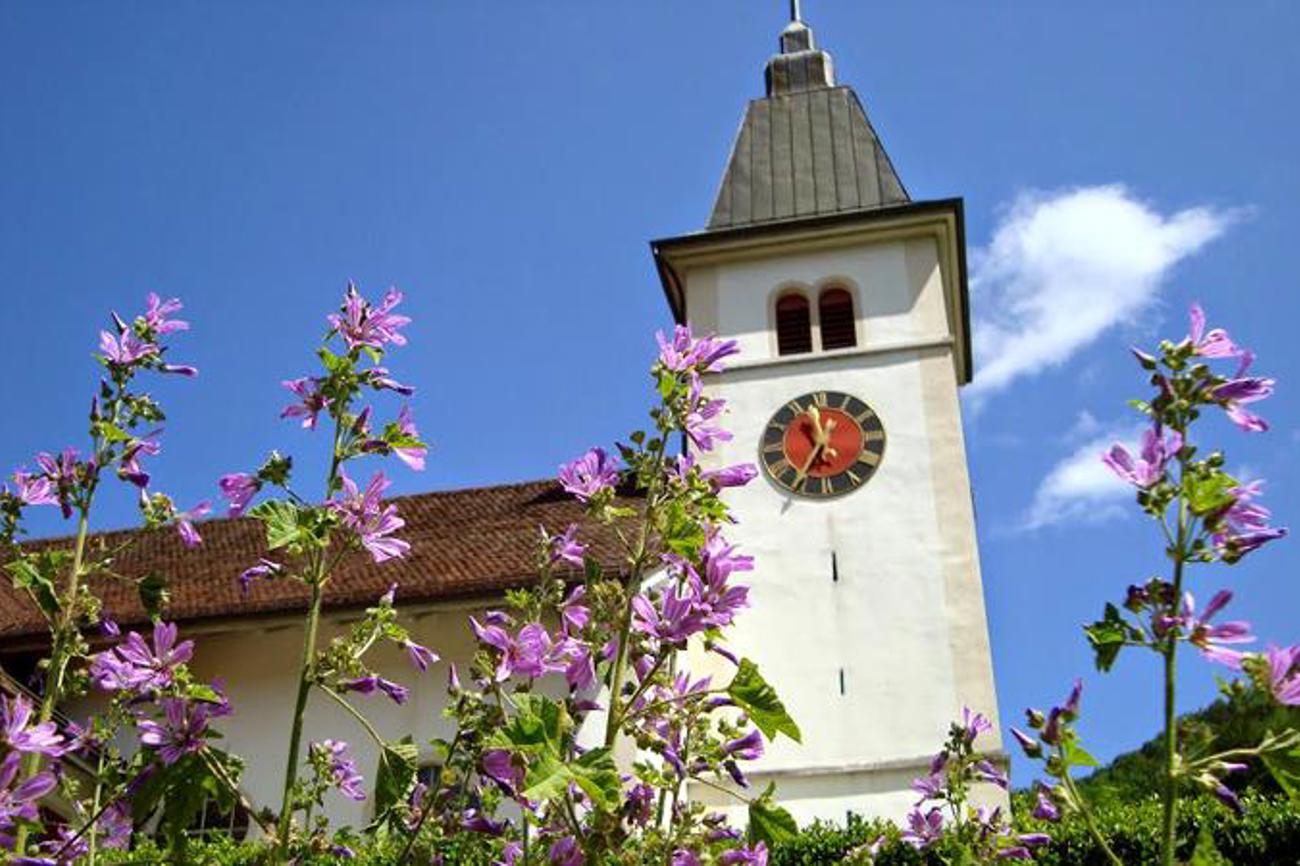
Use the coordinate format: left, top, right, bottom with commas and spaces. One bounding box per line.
651, 9, 1002, 824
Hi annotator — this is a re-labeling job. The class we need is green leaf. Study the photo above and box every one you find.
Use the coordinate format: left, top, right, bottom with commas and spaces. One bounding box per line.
1260, 732, 1300, 805
521, 748, 621, 812
728, 659, 801, 744
98, 422, 133, 443
138, 571, 169, 619
374, 737, 420, 817
6, 553, 65, 619
1084, 603, 1133, 673
1186, 471, 1237, 517
1063, 740, 1099, 768
487, 694, 572, 755
567, 748, 621, 811
249, 499, 304, 551
747, 783, 798, 846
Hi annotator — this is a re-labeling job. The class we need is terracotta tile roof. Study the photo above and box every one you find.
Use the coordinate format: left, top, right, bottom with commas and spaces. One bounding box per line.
0, 479, 635, 642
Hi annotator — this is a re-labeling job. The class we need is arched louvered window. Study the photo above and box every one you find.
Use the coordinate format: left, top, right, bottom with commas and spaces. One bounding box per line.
775, 292, 813, 356
818, 287, 857, 350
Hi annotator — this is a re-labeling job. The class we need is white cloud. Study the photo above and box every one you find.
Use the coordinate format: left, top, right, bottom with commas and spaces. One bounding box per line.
968, 185, 1243, 403
1021, 426, 1138, 531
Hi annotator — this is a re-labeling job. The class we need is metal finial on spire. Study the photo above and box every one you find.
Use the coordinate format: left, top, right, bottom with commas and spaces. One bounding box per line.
789, 0, 802, 22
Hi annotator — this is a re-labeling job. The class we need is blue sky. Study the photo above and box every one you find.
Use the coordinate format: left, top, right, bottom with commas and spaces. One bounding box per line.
2, 3, 1298, 786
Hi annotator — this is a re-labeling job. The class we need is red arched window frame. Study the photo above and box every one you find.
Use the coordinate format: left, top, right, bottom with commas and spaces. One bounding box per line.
818, 287, 857, 350
775, 292, 813, 356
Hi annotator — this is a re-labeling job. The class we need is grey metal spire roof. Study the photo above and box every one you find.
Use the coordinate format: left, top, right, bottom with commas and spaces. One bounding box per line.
707, 14, 909, 231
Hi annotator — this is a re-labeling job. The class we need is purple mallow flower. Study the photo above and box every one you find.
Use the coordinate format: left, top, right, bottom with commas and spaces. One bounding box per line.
402, 639, 439, 673
684, 380, 732, 453
364, 366, 414, 396
1213, 375, 1275, 433
329, 468, 410, 563
558, 447, 620, 502
99, 330, 157, 366
9, 470, 57, 507
1101, 425, 1181, 488
1032, 786, 1061, 822
393, 405, 427, 471
1212, 481, 1287, 558
547, 523, 586, 568
339, 675, 409, 705
218, 472, 261, 517
312, 739, 366, 801
900, 808, 945, 850
1, 694, 64, 756
137, 698, 213, 764
1186, 303, 1241, 359
280, 377, 332, 430
1262, 645, 1300, 705
548, 835, 583, 866
1158, 590, 1254, 668
143, 293, 189, 334
631, 587, 706, 644
90, 621, 194, 694
328, 284, 411, 351
0, 752, 57, 845
176, 500, 211, 548
238, 558, 282, 595
703, 462, 758, 490
118, 433, 161, 489
656, 324, 740, 374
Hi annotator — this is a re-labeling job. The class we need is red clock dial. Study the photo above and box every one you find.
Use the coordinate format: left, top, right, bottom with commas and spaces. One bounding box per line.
759, 391, 886, 497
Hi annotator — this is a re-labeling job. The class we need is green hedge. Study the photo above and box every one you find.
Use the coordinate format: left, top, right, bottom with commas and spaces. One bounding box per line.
769, 795, 1300, 865
97, 795, 1300, 864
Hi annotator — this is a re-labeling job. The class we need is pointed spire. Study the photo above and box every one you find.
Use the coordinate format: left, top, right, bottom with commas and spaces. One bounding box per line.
707, 5, 909, 230
766, 4, 834, 95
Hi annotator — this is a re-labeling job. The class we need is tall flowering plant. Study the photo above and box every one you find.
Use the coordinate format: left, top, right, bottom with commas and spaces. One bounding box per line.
388, 325, 798, 866
1008, 304, 1295, 866
886, 708, 1047, 864
214, 283, 433, 862
0, 296, 251, 862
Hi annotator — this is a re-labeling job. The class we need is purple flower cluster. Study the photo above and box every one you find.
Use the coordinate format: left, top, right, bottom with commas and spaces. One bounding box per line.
655, 325, 739, 375
327, 284, 410, 352
1, 696, 64, 758
329, 469, 410, 563
137, 695, 227, 765
632, 531, 752, 645
1102, 426, 1181, 489
311, 739, 366, 801
469, 614, 594, 692
89, 622, 194, 694
557, 447, 620, 502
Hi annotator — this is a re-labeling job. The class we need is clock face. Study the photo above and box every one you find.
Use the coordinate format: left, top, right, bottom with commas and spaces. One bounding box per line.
759, 391, 885, 498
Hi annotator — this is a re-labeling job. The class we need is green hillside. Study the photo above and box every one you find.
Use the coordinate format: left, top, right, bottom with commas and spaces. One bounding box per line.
1069, 688, 1300, 805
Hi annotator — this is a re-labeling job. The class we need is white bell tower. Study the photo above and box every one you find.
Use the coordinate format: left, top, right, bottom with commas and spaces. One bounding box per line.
651, 9, 1003, 825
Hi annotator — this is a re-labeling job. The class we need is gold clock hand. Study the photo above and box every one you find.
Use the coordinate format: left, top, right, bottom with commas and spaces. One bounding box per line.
791, 441, 824, 488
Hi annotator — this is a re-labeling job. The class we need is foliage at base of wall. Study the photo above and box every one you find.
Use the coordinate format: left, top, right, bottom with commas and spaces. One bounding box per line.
771, 795, 1300, 865
94, 794, 1300, 865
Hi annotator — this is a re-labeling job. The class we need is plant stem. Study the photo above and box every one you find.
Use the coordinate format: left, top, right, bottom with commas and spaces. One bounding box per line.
15, 507, 91, 855
274, 578, 325, 860
1061, 765, 1124, 866
1160, 461, 1191, 866
319, 685, 386, 749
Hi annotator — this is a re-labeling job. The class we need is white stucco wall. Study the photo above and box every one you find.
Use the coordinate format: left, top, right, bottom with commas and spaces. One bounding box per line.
679, 231, 1003, 825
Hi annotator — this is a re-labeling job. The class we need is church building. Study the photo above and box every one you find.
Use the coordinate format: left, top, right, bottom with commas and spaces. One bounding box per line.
0, 8, 1001, 833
